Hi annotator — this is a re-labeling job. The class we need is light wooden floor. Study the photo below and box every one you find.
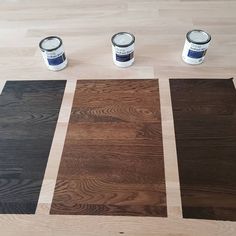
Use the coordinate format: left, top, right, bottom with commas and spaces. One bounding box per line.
0, 0, 236, 235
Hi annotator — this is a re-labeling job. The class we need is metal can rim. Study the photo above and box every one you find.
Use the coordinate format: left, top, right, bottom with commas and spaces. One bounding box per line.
186, 29, 211, 45
39, 36, 63, 52
111, 32, 135, 48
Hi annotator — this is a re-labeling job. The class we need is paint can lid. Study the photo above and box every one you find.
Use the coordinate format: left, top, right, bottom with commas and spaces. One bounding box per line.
186, 30, 211, 45
111, 32, 135, 47
39, 36, 63, 52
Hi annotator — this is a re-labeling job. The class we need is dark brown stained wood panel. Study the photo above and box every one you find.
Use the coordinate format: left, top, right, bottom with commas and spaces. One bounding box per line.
51, 79, 167, 216
170, 78, 236, 221
0, 80, 66, 214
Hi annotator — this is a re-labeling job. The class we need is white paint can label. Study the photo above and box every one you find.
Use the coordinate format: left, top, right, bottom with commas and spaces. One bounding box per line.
111, 32, 135, 68
182, 30, 211, 65
39, 36, 68, 71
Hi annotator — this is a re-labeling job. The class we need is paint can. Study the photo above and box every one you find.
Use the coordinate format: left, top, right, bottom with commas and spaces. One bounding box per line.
111, 32, 135, 67
39, 36, 68, 71
182, 29, 211, 65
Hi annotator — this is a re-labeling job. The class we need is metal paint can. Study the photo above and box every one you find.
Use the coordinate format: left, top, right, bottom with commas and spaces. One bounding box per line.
39, 36, 68, 71
182, 29, 211, 65
111, 32, 135, 67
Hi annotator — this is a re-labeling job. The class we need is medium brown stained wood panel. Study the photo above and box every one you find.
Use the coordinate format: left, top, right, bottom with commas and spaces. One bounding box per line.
170, 78, 236, 221
0, 80, 66, 214
51, 79, 167, 216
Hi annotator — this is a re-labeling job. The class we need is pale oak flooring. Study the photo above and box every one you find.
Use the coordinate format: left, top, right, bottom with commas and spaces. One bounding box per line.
0, 0, 236, 235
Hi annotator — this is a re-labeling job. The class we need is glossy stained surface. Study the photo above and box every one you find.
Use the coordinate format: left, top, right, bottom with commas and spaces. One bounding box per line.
170, 79, 236, 221
51, 79, 167, 216
0, 80, 66, 214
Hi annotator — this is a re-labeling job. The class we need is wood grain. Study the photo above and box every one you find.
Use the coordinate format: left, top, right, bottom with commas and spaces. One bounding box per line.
1, 0, 236, 234
170, 78, 236, 221
51, 79, 167, 216
0, 80, 66, 214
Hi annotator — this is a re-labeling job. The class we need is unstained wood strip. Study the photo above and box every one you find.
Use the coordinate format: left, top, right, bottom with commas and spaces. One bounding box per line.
159, 78, 182, 218
36, 80, 77, 214
0, 80, 6, 95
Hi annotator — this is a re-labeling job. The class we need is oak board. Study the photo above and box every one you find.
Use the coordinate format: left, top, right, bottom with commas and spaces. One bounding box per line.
170, 78, 236, 221
51, 79, 167, 216
0, 80, 66, 214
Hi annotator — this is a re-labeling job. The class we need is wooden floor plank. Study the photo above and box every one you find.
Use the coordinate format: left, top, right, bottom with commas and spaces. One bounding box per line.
51, 79, 167, 216
170, 78, 236, 221
0, 80, 66, 214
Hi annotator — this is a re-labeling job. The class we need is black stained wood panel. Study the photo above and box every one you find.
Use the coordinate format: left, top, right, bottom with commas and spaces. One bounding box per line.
170, 78, 236, 221
0, 80, 66, 214
50, 79, 167, 216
